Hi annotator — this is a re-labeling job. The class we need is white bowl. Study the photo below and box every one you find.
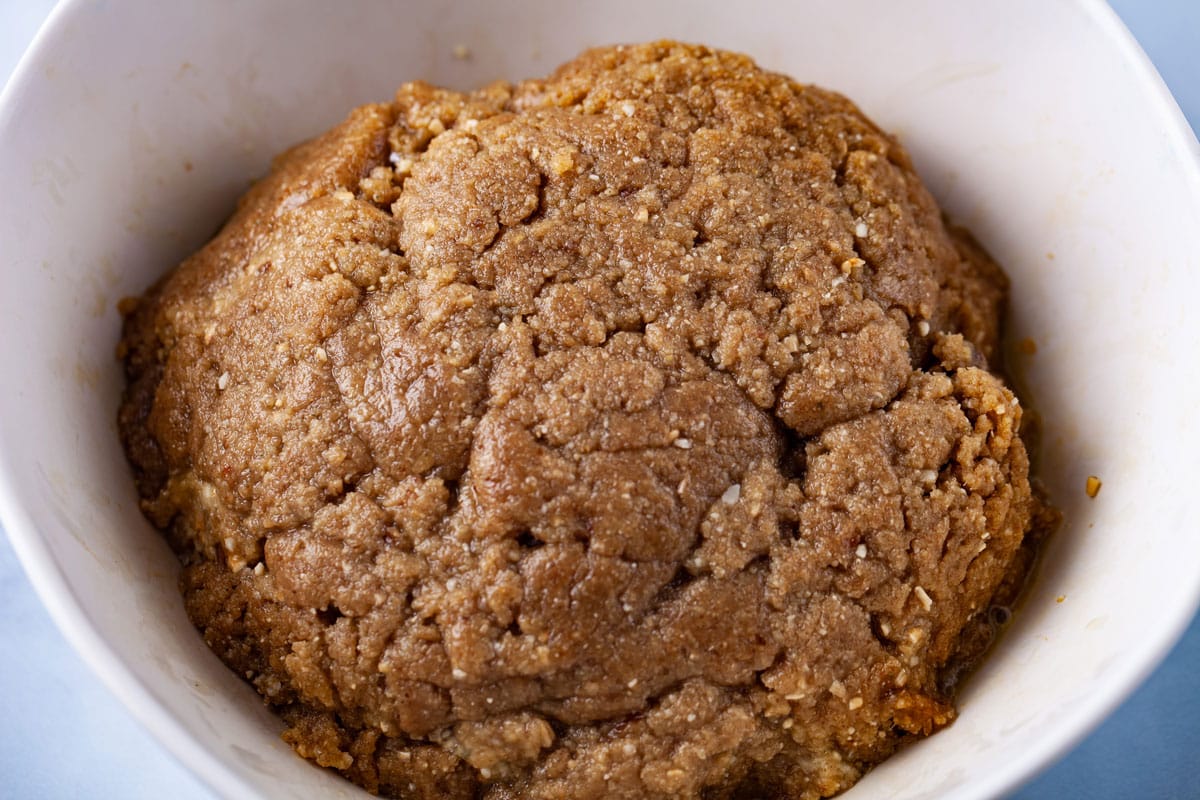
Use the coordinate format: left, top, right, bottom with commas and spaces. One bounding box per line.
1, 1, 1198, 798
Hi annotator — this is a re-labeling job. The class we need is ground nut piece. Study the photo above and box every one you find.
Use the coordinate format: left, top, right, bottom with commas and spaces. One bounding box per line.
450, 713, 556, 779
119, 41, 1050, 800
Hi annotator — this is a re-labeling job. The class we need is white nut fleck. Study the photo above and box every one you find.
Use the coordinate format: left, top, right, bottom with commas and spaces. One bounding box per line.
914, 585, 934, 611
217, 372, 230, 391
855, 543, 867, 559
673, 437, 692, 450
855, 221, 869, 238
721, 484, 741, 504
389, 153, 414, 173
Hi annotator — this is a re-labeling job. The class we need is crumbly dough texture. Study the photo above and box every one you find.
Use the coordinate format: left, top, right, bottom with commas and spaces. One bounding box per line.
119, 42, 1039, 799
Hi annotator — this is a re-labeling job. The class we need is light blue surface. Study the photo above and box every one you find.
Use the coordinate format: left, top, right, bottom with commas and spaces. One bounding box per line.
1, 2, 1197, 798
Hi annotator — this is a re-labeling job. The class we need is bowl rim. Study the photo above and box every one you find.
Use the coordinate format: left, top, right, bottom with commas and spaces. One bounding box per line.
0, 4, 277, 797
1, 1, 1198, 798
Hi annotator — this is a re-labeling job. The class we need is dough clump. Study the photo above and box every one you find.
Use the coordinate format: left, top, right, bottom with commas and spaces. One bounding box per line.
119, 42, 1042, 799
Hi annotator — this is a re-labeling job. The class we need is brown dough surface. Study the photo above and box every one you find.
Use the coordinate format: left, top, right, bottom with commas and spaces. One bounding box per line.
119, 42, 1043, 799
